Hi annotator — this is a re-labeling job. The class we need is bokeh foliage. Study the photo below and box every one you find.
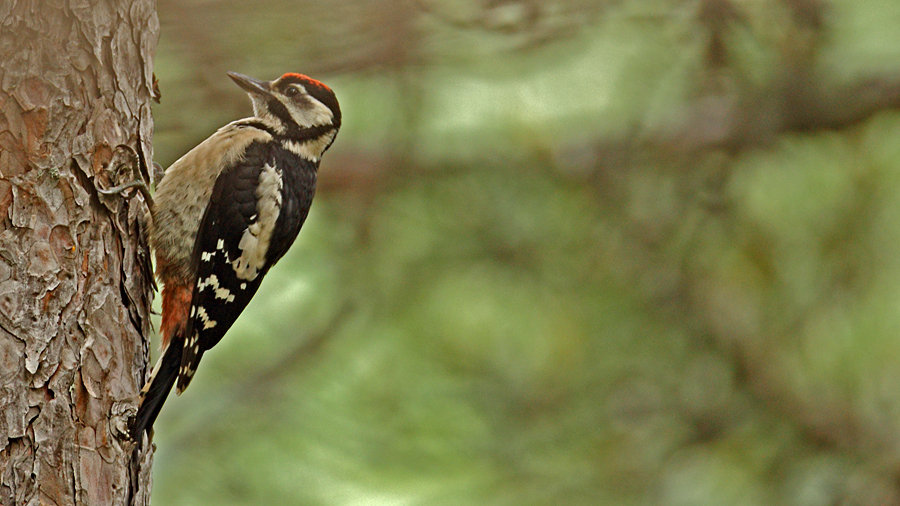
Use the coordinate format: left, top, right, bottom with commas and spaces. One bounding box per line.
150, 0, 900, 504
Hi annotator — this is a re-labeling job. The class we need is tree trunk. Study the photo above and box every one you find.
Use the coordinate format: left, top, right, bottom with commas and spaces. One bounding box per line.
0, 1, 158, 505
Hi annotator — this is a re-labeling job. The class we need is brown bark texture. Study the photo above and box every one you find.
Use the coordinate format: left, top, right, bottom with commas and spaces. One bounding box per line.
0, 1, 158, 505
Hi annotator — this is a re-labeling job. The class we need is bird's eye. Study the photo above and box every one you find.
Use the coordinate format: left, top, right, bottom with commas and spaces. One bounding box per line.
284, 86, 300, 98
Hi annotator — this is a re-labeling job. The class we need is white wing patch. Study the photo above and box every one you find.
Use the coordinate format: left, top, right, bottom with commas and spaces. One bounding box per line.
197, 274, 236, 303
232, 162, 283, 281
196, 306, 217, 330
215, 287, 234, 302
197, 274, 219, 292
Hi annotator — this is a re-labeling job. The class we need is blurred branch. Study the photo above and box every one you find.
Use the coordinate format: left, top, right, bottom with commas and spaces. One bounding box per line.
568, 0, 900, 482
160, 0, 422, 78
411, 0, 607, 53
581, 0, 900, 165
783, 0, 827, 31
410, 0, 486, 30
697, 0, 748, 69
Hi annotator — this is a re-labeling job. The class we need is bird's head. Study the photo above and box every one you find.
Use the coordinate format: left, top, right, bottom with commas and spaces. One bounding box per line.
228, 71, 341, 157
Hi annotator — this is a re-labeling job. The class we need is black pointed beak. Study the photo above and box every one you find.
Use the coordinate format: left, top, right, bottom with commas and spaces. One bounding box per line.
227, 72, 271, 96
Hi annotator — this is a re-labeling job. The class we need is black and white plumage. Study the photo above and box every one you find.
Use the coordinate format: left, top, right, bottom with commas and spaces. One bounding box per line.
178, 139, 317, 388
131, 72, 341, 440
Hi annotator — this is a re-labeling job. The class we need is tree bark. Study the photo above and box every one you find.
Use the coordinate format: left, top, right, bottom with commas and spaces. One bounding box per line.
0, 1, 158, 505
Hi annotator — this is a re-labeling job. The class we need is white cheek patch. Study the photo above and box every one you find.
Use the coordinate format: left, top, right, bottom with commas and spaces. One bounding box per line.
286, 94, 334, 129
232, 162, 283, 281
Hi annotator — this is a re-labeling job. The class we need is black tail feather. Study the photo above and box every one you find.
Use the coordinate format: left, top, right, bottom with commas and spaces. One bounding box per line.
131, 335, 182, 440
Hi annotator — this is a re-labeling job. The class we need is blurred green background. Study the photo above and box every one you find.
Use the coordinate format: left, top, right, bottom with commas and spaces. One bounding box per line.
149, 0, 900, 504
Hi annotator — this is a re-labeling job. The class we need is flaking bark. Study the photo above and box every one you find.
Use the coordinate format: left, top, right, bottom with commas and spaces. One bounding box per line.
0, 1, 158, 505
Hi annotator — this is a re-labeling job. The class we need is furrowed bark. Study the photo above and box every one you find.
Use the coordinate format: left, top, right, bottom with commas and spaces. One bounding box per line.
0, 1, 158, 505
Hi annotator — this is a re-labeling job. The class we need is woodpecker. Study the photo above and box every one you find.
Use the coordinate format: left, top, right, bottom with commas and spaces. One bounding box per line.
131, 71, 341, 440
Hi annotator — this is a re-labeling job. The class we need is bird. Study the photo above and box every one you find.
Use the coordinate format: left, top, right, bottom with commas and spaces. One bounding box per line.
130, 71, 341, 440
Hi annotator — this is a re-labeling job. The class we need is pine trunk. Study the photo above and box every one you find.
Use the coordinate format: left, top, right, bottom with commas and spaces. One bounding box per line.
0, 1, 158, 505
